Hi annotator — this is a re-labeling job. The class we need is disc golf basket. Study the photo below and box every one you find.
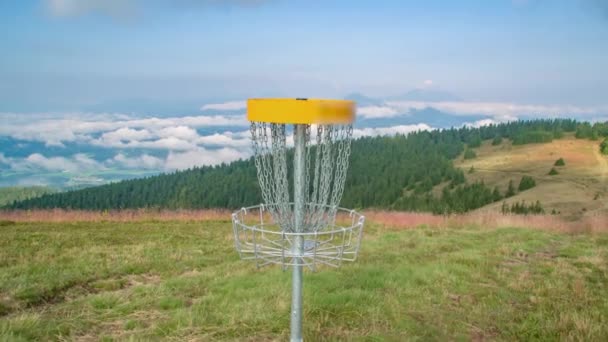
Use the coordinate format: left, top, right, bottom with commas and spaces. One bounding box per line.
231, 98, 365, 342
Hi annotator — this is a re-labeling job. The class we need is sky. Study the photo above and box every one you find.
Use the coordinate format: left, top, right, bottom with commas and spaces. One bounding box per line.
0, 0, 607, 188
1, 0, 607, 111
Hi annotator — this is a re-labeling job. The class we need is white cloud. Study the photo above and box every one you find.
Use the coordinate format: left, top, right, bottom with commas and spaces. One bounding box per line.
1, 118, 79, 146
158, 126, 199, 140
119, 115, 248, 129
22, 153, 104, 173
353, 124, 433, 138
11, 103, 576, 150
111, 153, 164, 169
99, 127, 153, 144
165, 147, 248, 170
25, 154, 77, 172
352, 100, 592, 121
73, 153, 102, 169
15, 177, 50, 187
196, 132, 251, 147
93, 127, 250, 151
88, 122, 253, 151
462, 119, 499, 128
143, 137, 196, 150
200, 101, 247, 111
357, 106, 399, 119
386, 100, 608, 119
0, 112, 247, 147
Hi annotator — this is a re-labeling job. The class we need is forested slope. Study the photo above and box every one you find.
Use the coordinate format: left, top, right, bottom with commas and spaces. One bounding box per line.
7, 119, 607, 213
0, 186, 56, 206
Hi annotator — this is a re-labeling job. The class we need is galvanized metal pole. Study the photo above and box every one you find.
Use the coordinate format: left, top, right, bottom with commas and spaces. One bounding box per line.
291, 124, 306, 342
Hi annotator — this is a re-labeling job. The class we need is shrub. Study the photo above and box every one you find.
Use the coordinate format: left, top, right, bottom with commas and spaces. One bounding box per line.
505, 180, 516, 197
601, 138, 608, 155
502, 200, 544, 215
468, 166, 475, 174
492, 187, 502, 202
554, 158, 565, 166
464, 149, 477, 160
575, 123, 593, 139
518, 176, 536, 191
553, 128, 564, 139
492, 136, 503, 146
548, 168, 559, 175
468, 135, 482, 148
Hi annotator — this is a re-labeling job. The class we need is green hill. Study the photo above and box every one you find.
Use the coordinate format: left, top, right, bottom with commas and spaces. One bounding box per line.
0, 186, 56, 207
5, 119, 608, 215
456, 135, 608, 218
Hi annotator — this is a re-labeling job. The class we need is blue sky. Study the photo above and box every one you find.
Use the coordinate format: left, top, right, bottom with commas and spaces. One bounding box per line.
1, 0, 607, 112
1, 0, 607, 188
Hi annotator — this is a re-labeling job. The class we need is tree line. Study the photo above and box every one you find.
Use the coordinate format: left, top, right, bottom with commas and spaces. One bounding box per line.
4, 119, 603, 212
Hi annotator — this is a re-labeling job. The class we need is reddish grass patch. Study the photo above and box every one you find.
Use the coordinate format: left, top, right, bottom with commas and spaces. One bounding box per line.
1, 209, 605, 234
366, 210, 608, 234
0, 208, 231, 223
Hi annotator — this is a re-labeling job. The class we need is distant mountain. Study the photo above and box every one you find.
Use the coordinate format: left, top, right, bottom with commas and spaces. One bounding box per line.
347, 91, 482, 128
387, 89, 462, 102
344, 93, 384, 106
357, 107, 489, 129
408, 107, 483, 127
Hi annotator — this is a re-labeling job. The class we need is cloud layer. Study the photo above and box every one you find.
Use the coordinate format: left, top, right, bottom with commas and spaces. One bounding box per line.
0, 112, 248, 147
3, 95, 607, 188
0, 111, 253, 187
0, 107, 437, 188
357, 100, 608, 122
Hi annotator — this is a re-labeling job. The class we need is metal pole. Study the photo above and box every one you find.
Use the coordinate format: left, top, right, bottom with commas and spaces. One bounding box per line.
291, 124, 306, 342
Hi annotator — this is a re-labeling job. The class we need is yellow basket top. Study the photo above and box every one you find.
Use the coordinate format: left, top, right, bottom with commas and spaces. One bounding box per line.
247, 98, 355, 124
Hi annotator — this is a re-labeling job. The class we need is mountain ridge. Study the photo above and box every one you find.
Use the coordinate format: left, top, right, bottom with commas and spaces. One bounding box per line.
8, 119, 607, 216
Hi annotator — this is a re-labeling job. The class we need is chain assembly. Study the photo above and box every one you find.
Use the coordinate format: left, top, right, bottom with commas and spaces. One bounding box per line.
250, 122, 353, 233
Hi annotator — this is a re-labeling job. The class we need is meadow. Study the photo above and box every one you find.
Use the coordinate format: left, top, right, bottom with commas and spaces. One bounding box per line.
456, 135, 608, 218
1, 212, 607, 341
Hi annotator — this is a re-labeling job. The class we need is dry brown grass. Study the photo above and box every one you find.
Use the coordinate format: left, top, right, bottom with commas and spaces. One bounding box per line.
0, 208, 231, 223
365, 210, 608, 234
1, 208, 605, 234
455, 135, 608, 218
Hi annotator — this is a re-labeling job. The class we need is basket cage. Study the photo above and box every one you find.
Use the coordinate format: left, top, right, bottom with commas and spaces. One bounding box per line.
232, 203, 365, 271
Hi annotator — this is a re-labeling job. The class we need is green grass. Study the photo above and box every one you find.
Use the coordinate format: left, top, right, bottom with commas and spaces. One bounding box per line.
1, 220, 608, 341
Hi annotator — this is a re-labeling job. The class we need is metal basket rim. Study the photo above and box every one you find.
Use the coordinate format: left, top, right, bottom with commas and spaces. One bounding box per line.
232, 203, 365, 236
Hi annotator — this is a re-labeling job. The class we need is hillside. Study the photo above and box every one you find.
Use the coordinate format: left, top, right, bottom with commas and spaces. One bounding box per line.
5, 119, 608, 215
456, 135, 608, 219
0, 186, 56, 207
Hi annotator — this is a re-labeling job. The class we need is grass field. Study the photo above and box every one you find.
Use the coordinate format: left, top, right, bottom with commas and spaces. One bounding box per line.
456, 135, 608, 218
1, 218, 608, 341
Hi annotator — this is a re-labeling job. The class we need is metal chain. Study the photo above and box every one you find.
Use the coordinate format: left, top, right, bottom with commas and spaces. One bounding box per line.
327, 124, 353, 222
250, 121, 353, 233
